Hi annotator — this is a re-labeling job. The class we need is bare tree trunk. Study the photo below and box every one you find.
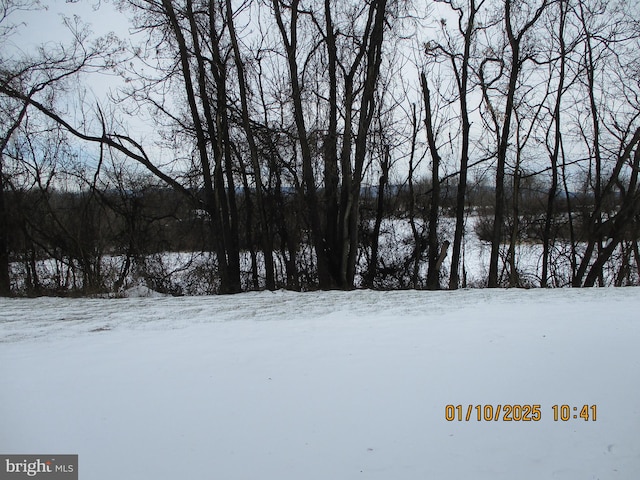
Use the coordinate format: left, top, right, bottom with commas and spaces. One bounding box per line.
256, 61, 298, 291
226, 0, 275, 291
0, 101, 30, 296
237, 150, 259, 290
421, 73, 442, 290
615, 242, 631, 287
209, 3, 242, 293
488, 0, 549, 288
329, 2, 378, 288
364, 146, 389, 287
407, 103, 423, 288
581, 0, 604, 286
274, 164, 299, 290
0, 158, 9, 296
162, 0, 235, 292
345, 0, 388, 287
541, 0, 566, 288
488, 48, 516, 287
449, 0, 478, 290
272, 0, 333, 289
584, 234, 620, 287
323, 0, 341, 285
507, 169, 520, 287
633, 241, 640, 283
561, 144, 577, 283
571, 0, 606, 287
574, 128, 640, 286
583, 134, 640, 286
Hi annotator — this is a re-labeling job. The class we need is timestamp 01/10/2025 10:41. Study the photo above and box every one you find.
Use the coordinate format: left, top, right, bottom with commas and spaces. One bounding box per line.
444, 404, 597, 422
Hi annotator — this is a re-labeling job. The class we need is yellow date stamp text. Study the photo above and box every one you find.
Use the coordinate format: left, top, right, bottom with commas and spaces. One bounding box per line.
444, 404, 597, 422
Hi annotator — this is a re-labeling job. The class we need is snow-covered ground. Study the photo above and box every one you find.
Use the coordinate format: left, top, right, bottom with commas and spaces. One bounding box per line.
1, 288, 639, 479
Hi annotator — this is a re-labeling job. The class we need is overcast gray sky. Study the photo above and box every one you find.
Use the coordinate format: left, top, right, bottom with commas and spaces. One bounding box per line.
7, 1, 169, 158
5, 0, 130, 109
9, 0, 131, 50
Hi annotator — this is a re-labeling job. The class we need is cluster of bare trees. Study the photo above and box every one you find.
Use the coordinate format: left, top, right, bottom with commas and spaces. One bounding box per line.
1, 0, 640, 296
422, 0, 640, 288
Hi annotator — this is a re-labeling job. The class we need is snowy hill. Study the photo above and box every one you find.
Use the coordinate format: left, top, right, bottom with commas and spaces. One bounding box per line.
1, 288, 639, 479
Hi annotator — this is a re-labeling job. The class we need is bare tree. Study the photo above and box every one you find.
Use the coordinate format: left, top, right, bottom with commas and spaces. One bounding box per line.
225, 0, 276, 290
485, 0, 550, 288
108, 0, 248, 292
271, 0, 389, 289
540, 0, 568, 287
420, 72, 444, 289
429, 0, 486, 290
0, 1, 121, 295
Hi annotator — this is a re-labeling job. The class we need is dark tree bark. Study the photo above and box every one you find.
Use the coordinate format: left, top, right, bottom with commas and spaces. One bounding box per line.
541, 0, 567, 288
571, 0, 610, 287
236, 146, 260, 290
323, 0, 341, 285
364, 146, 390, 288
449, 0, 481, 290
162, 0, 241, 293
256, 62, 299, 290
582, 130, 640, 287
272, 0, 333, 289
421, 73, 443, 290
0, 99, 30, 296
488, 0, 549, 288
507, 168, 520, 287
406, 103, 424, 288
274, 0, 387, 289
345, 0, 388, 287
0, 158, 9, 296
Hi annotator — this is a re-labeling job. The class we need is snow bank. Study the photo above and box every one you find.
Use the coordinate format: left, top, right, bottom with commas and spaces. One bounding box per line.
1, 288, 639, 479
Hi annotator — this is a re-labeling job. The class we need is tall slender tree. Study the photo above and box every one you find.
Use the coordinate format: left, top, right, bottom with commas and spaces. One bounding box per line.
487, 0, 550, 288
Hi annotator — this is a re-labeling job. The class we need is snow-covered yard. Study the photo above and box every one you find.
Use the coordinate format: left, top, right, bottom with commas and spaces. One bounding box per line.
1, 288, 639, 479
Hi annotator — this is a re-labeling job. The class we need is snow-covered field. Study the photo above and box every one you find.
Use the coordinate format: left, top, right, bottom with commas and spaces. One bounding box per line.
1, 288, 639, 479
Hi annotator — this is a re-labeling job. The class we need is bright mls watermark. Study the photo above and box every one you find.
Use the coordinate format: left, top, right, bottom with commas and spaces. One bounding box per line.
0, 456, 77, 480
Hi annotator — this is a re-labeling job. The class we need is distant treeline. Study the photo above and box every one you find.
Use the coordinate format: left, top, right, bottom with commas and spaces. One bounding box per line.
4, 175, 638, 295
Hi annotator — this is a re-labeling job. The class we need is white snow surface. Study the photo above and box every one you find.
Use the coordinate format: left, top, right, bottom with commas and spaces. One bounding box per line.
1, 288, 639, 479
